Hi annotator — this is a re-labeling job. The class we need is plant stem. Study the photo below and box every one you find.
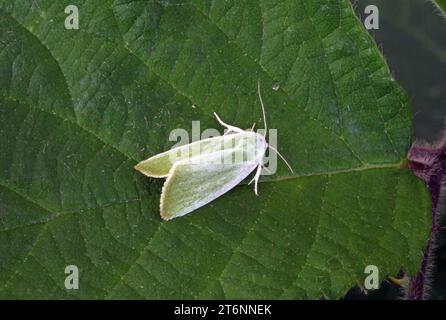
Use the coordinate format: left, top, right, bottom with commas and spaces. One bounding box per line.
407, 137, 446, 299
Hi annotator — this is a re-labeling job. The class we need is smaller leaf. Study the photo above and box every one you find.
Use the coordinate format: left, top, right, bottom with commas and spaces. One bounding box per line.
432, 0, 446, 17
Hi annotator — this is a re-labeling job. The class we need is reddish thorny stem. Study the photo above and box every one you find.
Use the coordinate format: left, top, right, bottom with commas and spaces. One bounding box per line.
407, 136, 446, 299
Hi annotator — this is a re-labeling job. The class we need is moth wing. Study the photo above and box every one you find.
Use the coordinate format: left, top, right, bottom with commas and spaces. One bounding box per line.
135, 136, 238, 178
135, 132, 255, 178
160, 151, 259, 220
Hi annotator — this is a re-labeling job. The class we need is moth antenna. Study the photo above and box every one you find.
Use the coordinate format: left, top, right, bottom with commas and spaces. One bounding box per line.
257, 80, 267, 138
268, 145, 294, 174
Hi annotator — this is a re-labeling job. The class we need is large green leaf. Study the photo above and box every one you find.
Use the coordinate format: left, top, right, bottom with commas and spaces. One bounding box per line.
0, 0, 430, 299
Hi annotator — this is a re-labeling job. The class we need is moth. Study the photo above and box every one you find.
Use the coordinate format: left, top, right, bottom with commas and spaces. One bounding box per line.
135, 82, 293, 220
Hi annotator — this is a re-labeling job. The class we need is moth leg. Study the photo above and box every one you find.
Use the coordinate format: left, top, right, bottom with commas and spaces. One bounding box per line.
248, 164, 262, 196
261, 165, 272, 174
213, 112, 244, 133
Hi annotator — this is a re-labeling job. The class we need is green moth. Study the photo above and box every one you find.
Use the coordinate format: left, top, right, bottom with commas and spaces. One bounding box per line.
135, 82, 293, 220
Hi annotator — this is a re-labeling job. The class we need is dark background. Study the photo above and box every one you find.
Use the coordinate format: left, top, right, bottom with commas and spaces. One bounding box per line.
346, 0, 446, 299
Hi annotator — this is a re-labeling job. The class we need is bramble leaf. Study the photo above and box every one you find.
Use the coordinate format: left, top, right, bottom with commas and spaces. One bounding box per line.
0, 0, 430, 299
